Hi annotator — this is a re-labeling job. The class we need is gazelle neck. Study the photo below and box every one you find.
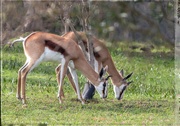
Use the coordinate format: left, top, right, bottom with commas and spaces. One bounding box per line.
103, 57, 123, 86
73, 56, 99, 86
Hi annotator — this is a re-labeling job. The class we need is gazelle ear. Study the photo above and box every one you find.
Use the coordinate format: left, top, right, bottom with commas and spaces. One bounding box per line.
123, 72, 133, 80
99, 65, 108, 79
120, 69, 124, 76
104, 65, 108, 71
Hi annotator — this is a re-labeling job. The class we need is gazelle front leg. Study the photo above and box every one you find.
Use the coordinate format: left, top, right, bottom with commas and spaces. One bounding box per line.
68, 62, 85, 104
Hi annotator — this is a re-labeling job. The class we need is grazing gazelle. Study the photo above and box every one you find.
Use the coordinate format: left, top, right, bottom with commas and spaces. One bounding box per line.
60, 31, 133, 100
14, 32, 110, 105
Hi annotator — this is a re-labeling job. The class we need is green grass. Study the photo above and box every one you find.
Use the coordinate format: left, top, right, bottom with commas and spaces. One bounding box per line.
1, 42, 175, 125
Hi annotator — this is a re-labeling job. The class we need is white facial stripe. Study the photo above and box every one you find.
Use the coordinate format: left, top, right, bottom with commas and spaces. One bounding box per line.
95, 81, 108, 98
119, 85, 126, 99
114, 84, 126, 99
119, 84, 126, 90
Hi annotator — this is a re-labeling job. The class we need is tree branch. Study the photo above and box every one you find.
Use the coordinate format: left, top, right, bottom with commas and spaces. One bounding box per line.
67, 19, 89, 60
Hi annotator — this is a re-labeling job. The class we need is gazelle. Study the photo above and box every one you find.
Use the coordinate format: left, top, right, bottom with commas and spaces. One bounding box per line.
14, 32, 110, 105
60, 31, 133, 100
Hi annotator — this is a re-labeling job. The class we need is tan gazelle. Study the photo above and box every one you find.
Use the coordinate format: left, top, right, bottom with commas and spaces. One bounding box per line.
13, 32, 110, 105
60, 31, 133, 100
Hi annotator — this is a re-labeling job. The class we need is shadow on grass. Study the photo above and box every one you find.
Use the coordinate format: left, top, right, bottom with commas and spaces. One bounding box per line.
112, 100, 174, 114
67, 98, 174, 115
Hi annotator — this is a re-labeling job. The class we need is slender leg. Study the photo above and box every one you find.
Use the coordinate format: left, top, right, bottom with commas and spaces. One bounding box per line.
55, 64, 65, 98
17, 61, 28, 100
55, 64, 77, 97
68, 66, 85, 104
57, 59, 68, 104
82, 60, 101, 100
20, 60, 36, 105
67, 70, 77, 94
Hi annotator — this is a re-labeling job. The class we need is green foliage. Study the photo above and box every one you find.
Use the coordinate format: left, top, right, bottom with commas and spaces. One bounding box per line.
1, 42, 175, 125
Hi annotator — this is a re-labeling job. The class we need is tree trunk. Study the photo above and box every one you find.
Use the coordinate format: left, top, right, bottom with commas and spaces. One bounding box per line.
82, 0, 95, 69
22, 1, 43, 32
81, 0, 96, 99
63, 4, 70, 33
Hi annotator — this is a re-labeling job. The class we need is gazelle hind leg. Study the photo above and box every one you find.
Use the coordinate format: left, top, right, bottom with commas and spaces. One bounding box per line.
55, 64, 65, 98
68, 66, 85, 104
17, 60, 29, 100
20, 58, 42, 105
67, 70, 77, 94
55, 64, 77, 98
20, 60, 36, 105
57, 59, 68, 104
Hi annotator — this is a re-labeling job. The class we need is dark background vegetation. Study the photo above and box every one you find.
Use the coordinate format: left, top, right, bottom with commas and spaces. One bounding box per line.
2, 1, 174, 47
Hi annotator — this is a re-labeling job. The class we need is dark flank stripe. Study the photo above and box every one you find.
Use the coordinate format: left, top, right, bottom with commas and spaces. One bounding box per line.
44, 40, 68, 56
94, 52, 100, 58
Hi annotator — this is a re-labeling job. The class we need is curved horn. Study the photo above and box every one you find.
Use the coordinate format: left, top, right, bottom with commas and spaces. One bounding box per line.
127, 81, 133, 85
105, 75, 112, 80
123, 72, 133, 80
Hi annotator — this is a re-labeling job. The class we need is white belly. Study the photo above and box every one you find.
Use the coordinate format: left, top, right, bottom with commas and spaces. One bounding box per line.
27, 47, 63, 72
42, 47, 63, 62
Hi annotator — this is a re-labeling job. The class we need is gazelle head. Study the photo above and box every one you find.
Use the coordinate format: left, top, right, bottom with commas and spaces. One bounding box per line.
95, 65, 111, 99
113, 70, 133, 100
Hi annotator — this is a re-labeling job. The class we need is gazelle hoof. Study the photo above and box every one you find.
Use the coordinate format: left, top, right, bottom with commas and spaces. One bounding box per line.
60, 95, 65, 99
16, 95, 22, 100
21, 98, 27, 105
22, 104, 27, 108
58, 97, 63, 104
59, 99, 63, 104
81, 101, 85, 105
17, 97, 22, 101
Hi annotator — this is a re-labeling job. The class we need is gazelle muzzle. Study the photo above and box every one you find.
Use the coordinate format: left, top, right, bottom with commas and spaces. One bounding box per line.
117, 86, 127, 100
